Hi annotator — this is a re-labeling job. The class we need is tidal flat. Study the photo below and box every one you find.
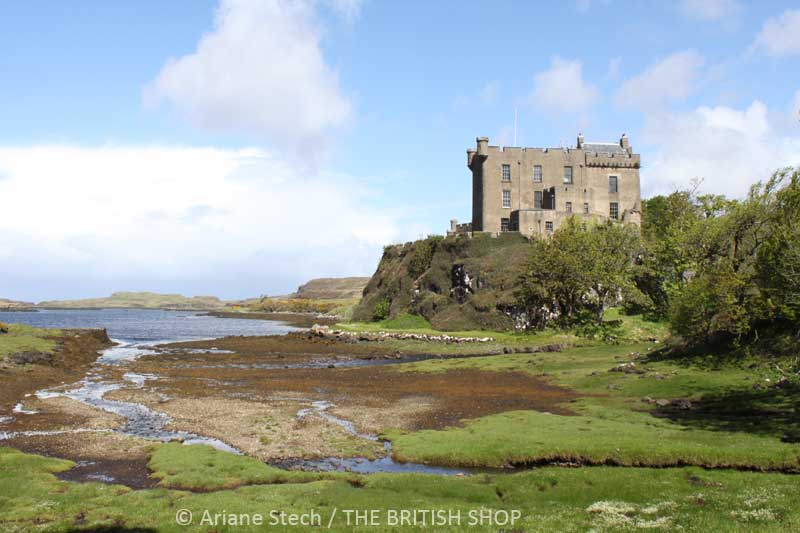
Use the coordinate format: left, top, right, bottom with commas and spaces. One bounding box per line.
1, 310, 799, 531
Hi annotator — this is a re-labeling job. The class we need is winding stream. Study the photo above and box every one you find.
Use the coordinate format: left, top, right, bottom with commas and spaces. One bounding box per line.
292, 401, 469, 475
0, 309, 476, 477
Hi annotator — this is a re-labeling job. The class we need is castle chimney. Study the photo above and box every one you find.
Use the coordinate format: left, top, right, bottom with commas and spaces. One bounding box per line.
620, 133, 630, 152
476, 136, 489, 156
467, 148, 476, 168
577, 132, 584, 149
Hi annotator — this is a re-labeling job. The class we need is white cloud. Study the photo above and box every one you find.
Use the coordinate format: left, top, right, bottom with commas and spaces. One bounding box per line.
679, 0, 741, 21
0, 145, 416, 301
144, 0, 351, 160
530, 57, 597, 114
751, 9, 800, 56
615, 50, 704, 110
324, 0, 362, 23
642, 100, 800, 198
453, 81, 501, 108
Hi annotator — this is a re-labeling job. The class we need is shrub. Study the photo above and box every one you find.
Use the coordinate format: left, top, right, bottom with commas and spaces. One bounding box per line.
372, 297, 391, 321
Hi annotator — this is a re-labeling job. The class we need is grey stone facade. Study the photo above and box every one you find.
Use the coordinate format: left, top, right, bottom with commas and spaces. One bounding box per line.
452, 133, 641, 237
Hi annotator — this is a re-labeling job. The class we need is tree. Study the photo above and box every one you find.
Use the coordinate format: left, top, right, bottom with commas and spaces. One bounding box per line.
582, 221, 644, 324
669, 261, 750, 345
516, 218, 644, 328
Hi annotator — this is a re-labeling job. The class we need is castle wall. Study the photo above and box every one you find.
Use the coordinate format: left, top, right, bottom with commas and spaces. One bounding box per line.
467, 135, 641, 236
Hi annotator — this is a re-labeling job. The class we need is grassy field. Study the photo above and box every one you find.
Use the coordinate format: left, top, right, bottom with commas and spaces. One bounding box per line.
0, 323, 60, 361
2, 311, 799, 531
2, 444, 799, 531
384, 336, 799, 470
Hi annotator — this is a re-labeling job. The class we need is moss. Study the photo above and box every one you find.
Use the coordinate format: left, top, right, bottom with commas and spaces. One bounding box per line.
352, 234, 534, 330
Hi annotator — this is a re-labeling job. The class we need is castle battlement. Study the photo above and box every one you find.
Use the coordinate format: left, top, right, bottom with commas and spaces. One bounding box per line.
455, 133, 642, 237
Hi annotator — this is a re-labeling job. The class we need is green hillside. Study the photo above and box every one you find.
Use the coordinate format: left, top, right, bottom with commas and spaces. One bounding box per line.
37, 291, 225, 310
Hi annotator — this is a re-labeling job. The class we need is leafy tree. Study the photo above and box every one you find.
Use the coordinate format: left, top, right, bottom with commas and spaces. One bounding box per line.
669, 261, 750, 345
584, 222, 645, 324
756, 168, 800, 328
516, 218, 644, 328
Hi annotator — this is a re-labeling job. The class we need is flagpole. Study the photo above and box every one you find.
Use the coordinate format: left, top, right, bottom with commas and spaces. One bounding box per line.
514, 107, 518, 146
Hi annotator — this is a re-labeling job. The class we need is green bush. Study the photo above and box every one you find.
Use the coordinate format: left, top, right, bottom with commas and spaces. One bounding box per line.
372, 297, 391, 321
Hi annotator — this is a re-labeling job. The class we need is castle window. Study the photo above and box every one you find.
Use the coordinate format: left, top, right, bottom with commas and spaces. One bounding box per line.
500, 218, 511, 232
533, 165, 542, 183
610, 202, 619, 220
609, 175, 618, 193
534, 191, 543, 209
563, 166, 573, 184
565, 201, 572, 213
502, 190, 511, 208
502, 164, 511, 181
545, 221, 554, 233
584, 202, 590, 214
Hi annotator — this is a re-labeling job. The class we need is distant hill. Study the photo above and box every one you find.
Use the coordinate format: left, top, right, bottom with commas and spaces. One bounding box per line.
0, 298, 35, 311
37, 292, 225, 310
291, 277, 369, 300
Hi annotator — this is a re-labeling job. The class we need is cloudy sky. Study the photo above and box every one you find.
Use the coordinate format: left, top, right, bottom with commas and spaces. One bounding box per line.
1, 0, 799, 301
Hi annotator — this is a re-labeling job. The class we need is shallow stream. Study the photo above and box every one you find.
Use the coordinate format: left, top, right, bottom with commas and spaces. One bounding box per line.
0, 309, 476, 478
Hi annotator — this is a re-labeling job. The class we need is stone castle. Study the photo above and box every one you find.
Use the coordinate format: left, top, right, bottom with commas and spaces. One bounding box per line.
450, 133, 641, 237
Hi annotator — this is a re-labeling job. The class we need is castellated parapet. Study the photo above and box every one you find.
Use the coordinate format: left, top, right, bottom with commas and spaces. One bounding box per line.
451, 133, 641, 237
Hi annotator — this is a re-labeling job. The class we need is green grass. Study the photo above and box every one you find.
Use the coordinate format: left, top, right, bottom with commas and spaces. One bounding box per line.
0, 323, 60, 360
2, 445, 800, 531
387, 336, 800, 470
149, 443, 334, 490
387, 404, 800, 470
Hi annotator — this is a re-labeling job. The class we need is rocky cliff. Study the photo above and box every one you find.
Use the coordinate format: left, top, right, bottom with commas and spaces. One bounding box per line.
352, 233, 533, 330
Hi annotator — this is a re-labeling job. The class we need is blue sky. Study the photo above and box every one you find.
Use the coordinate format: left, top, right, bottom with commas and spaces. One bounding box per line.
1, 0, 799, 301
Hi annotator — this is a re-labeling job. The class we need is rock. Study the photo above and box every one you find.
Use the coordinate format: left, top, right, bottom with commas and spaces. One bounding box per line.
11, 351, 52, 365
781, 433, 800, 443
774, 377, 790, 389
642, 396, 654, 404
610, 362, 645, 374
671, 399, 693, 410
607, 383, 620, 390
752, 383, 763, 390
655, 399, 671, 407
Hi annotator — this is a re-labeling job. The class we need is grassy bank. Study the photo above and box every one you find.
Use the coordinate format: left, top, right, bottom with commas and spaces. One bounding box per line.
384, 335, 800, 470
2, 444, 799, 531
0, 323, 61, 361
0, 324, 112, 412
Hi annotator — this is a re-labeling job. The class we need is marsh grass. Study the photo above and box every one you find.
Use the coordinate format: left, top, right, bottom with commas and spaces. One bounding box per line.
0, 323, 60, 360
2, 445, 800, 531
